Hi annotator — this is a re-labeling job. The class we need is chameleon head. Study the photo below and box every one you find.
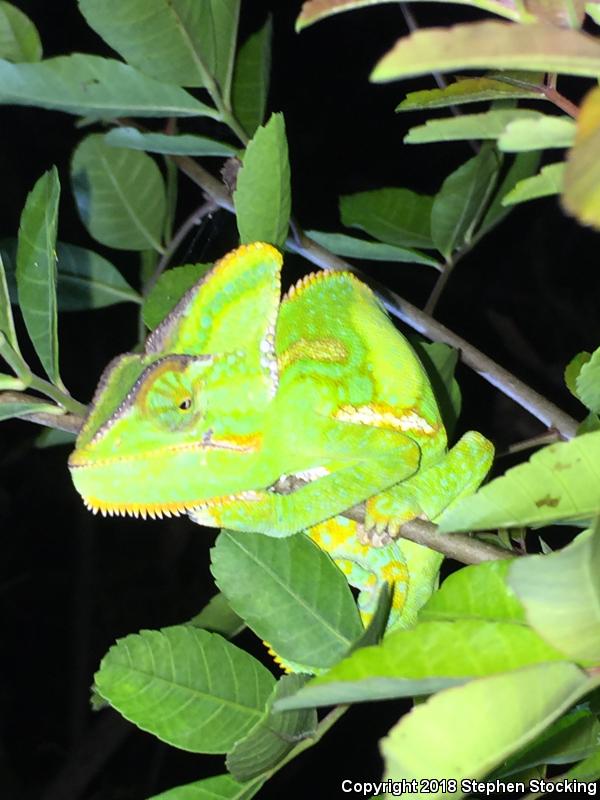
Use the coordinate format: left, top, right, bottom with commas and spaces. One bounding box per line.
68, 351, 262, 519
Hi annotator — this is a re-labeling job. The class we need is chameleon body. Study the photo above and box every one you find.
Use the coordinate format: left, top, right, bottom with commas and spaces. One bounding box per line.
69, 242, 493, 669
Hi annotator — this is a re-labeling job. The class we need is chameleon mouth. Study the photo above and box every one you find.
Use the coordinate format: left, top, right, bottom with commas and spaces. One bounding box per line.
81, 489, 262, 520
81, 496, 196, 519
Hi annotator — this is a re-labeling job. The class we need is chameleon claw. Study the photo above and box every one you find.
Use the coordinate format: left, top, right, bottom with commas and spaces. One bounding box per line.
370, 530, 393, 547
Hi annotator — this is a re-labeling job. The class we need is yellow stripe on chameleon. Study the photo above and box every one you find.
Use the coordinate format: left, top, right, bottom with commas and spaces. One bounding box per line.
278, 337, 348, 371
335, 403, 436, 434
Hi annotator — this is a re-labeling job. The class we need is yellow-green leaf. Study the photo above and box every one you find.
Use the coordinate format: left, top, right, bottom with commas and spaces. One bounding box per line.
498, 116, 576, 152
372, 21, 600, 83
0, 2, 41, 62
381, 662, 595, 797
502, 162, 565, 205
563, 86, 600, 230
297, 0, 523, 31
437, 431, 600, 532
405, 109, 542, 144
509, 522, 600, 662
397, 74, 545, 112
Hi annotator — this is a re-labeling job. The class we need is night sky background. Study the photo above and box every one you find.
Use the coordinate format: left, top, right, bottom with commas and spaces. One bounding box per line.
1, 2, 599, 799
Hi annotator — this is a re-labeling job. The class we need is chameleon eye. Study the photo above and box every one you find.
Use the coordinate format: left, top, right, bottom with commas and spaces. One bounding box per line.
179, 397, 192, 411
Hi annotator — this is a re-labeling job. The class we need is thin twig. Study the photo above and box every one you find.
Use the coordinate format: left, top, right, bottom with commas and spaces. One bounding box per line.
144, 198, 219, 296
424, 259, 455, 315
540, 83, 579, 118
498, 429, 562, 458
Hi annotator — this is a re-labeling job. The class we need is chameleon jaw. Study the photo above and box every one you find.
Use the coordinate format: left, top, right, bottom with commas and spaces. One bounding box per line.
81, 490, 263, 521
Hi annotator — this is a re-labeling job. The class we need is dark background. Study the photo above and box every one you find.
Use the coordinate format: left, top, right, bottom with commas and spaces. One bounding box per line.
1, 2, 598, 798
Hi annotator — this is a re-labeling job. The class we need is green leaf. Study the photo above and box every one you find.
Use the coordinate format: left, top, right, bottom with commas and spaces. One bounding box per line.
277, 617, 565, 710
54, 244, 140, 309
78, 0, 240, 93
0, 55, 216, 119
0, 2, 42, 62
565, 350, 592, 397
234, 113, 291, 248
16, 167, 61, 386
588, 0, 600, 24
148, 774, 266, 800
502, 162, 564, 205
305, 230, 441, 268
499, 116, 576, 152
104, 128, 238, 158
438, 431, 600, 532
71, 134, 166, 252
416, 341, 461, 436
563, 86, 600, 230
1, 239, 139, 310
497, 708, 600, 777
296, 0, 524, 30
0, 374, 24, 390
143, 263, 211, 330
479, 151, 542, 235
188, 592, 246, 638
211, 530, 363, 673
404, 109, 542, 144
577, 412, 600, 435
431, 146, 500, 260
371, 21, 600, 83
226, 675, 317, 781
232, 16, 272, 138
35, 428, 77, 448
420, 560, 525, 624
0, 253, 18, 352
94, 626, 274, 753
381, 663, 595, 794
562, 746, 600, 779
575, 346, 600, 413
0, 397, 58, 422
397, 74, 544, 112
340, 188, 434, 249
509, 522, 600, 663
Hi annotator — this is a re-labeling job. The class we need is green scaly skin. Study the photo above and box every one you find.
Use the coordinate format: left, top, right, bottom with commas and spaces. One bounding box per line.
69, 242, 494, 673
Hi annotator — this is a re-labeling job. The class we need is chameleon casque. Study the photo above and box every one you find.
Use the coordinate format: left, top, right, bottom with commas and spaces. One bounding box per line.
68, 242, 494, 671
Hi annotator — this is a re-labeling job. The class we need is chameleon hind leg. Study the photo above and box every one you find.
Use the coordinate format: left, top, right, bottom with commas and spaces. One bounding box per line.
365, 430, 494, 543
308, 515, 409, 629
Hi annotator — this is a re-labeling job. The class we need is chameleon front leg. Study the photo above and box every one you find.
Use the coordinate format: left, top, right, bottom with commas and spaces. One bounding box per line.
365, 430, 494, 545
188, 424, 422, 536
